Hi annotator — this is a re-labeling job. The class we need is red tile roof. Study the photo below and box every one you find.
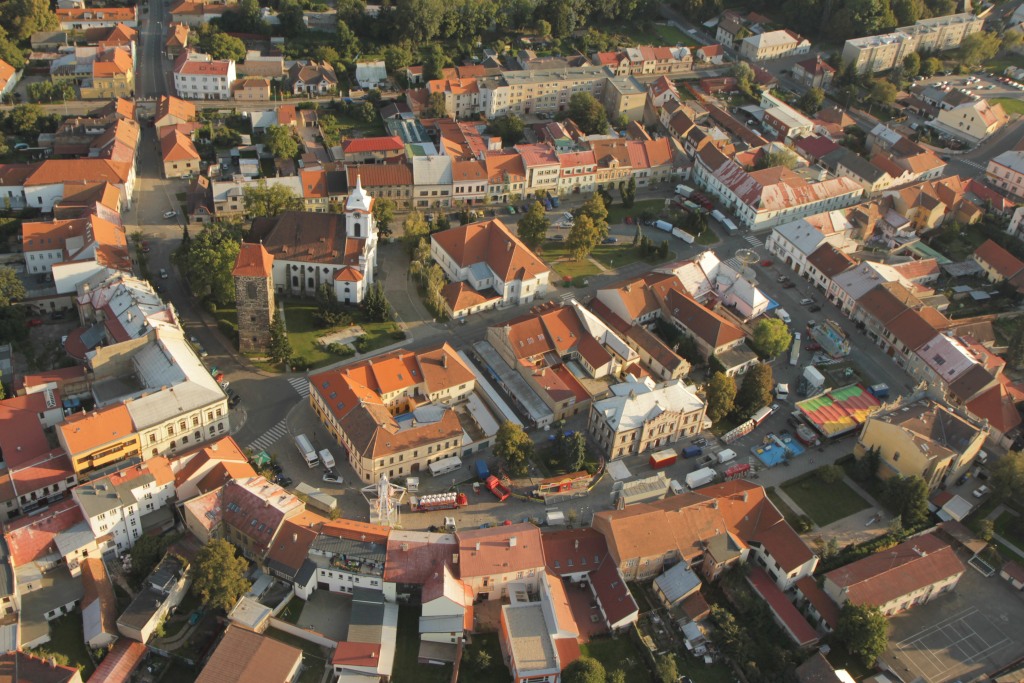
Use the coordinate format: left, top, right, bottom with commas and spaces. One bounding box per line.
966, 383, 1022, 434
542, 528, 609, 576
10, 453, 75, 496
795, 576, 840, 630
0, 392, 58, 468
5, 498, 85, 567
748, 567, 818, 646
456, 523, 544, 579
232, 243, 274, 278
590, 556, 639, 626
0, 651, 80, 683
431, 218, 548, 282
342, 136, 405, 154
81, 557, 118, 642
442, 281, 499, 313
196, 625, 303, 683
331, 642, 381, 667
383, 531, 458, 584
974, 239, 1024, 279
86, 639, 148, 683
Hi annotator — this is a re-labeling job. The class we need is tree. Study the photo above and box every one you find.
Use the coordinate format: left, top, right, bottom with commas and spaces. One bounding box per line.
655, 654, 679, 683
621, 176, 636, 209
362, 281, 392, 322
516, 201, 550, 249
0, 266, 25, 307
180, 221, 241, 305
960, 31, 1001, 66
268, 313, 292, 365
902, 52, 921, 78
835, 603, 889, 667
27, 80, 74, 104
463, 645, 492, 672
0, 0, 57, 42
494, 421, 532, 476
0, 26, 24, 70
881, 475, 929, 528
243, 180, 304, 218
990, 450, 1024, 502
706, 371, 737, 423
426, 91, 448, 119
920, 56, 940, 77
732, 61, 755, 94
191, 539, 250, 613
607, 671, 627, 683
869, 79, 898, 108
567, 92, 609, 135
263, 125, 299, 160
754, 148, 799, 170
736, 363, 773, 417
577, 194, 609, 234
554, 431, 587, 471
978, 519, 995, 542
853, 447, 881, 481
422, 41, 448, 80
372, 197, 396, 238
797, 87, 825, 115
536, 19, 551, 37
402, 211, 430, 253
276, 0, 306, 37
315, 283, 346, 327
568, 214, 601, 261
562, 656, 606, 683
752, 318, 793, 359
487, 113, 525, 146
205, 30, 246, 61
128, 534, 176, 588
817, 464, 844, 484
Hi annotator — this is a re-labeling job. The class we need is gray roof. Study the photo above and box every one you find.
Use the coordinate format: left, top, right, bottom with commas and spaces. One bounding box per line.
20, 566, 85, 643
413, 155, 453, 187
117, 585, 165, 631
653, 562, 701, 605
0, 623, 16, 654
836, 149, 887, 183
348, 587, 385, 644
0, 540, 13, 599
74, 476, 147, 519
54, 521, 98, 557
148, 554, 186, 593
419, 614, 465, 634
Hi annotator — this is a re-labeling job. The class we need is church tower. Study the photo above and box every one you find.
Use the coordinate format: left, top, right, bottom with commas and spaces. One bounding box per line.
232, 243, 275, 354
343, 174, 378, 290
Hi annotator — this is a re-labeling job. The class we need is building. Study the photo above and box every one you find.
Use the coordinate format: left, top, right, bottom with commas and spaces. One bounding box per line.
309, 343, 475, 483
196, 625, 303, 683
431, 218, 551, 318
245, 177, 378, 303
457, 523, 545, 600
823, 533, 964, 616
329, 588, 398, 679
987, 150, 1024, 200
288, 60, 337, 95
478, 66, 609, 118
792, 56, 835, 89
232, 243, 275, 354
0, 652, 82, 683
354, 60, 387, 90
931, 99, 1008, 144
57, 6, 138, 30
340, 136, 405, 164
842, 13, 984, 73
604, 75, 646, 121
973, 239, 1024, 284
21, 213, 131, 293
738, 30, 810, 61
117, 553, 190, 642
58, 404, 140, 475
232, 77, 271, 101
498, 571, 581, 682
587, 376, 706, 459
154, 94, 195, 129
159, 130, 200, 178
854, 399, 986, 490
79, 48, 134, 100
418, 564, 473, 648
80, 557, 118, 649
222, 476, 304, 561
173, 50, 236, 100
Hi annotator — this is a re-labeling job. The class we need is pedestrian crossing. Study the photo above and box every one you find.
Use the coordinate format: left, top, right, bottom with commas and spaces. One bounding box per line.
743, 234, 763, 247
287, 376, 310, 398
245, 419, 289, 452
723, 257, 745, 271
957, 158, 986, 171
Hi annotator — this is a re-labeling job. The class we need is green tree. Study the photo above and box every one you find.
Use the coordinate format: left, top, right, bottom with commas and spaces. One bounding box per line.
920, 56, 940, 77
243, 180, 304, 219
180, 221, 241, 305
621, 176, 636, 209
263, 125, 299, 160
568, 214, 601, 261
990, 450, 1024, 502
817, 464, 844, 484
732, 61, 755, 94
536, 19, 552, 37
516, 201, 550, 249
706, 371, 737, 423
1007, 329, 1024, 370
835, 603, 889, 667
881, 475, 929, 528
0, 0, 57, 42
797, 87, 825, 115
0, 266, 25, 307
362, 281, 392, 322
869, 79, 898, 108
978, 518, 994, 542
276, 0, 306, 37
853, 447, 881, 482
754, 148, 799, 170
487, 113, 525, 146
655, 654, 679, 683
205, 30, 246, 61
0, 26, 25, 70
960, 31, 1001, 66
315, 283, 345, 327
567, 92, 609, 135
752, 318, 793, 359
384, 44, 414, 75
554, 431, 587, 471
736, 362, 773, 417
128, 534, 176, 588
268, 313, 292, 366
577, 194, 609, 235
494, 421, 532, 476
902, 52, 921, 78
402, 211, 431, 253
372, 197, 396, 238
422, 41, 448, 80
190, 539, 250, 613
426, 91, 448, 118
607, 671, 627, 683
463, 645, 492, 672
562, 656, 606, 683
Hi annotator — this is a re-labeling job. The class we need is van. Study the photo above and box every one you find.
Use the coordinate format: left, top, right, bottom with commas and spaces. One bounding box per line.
318, 449, 336, 469
976, 450, 988, 464
776, 308, 791, 324
669, 479, 685, 495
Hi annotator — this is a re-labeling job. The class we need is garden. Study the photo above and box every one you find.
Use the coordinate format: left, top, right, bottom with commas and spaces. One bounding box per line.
282, 298, 404, 369
780, 467, 872, 527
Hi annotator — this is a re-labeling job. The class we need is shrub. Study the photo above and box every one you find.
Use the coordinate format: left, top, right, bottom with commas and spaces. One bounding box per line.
217, 319, 237, 342
817, 464, 844, 484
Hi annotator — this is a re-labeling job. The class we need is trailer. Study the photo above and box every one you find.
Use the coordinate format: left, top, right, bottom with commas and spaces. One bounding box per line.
800, 366, 826, 396
725, 463, 751, 480
295, 482, 337, 514
722, 218, 739, 232
752, 406, 773, 426
868, 383, 890, 399
649, 449, 678, 469
473, 459, 491, 481
716, 449, 737, 464
654, 219, 673, 232
485, 475, 511, 501
428, 455, 463, 477
545, 509, 566, 526
318, 449, 335, 469
410, 492, 469, 512
685, 467, 716, 490
790, 332, 801, 367
294, 434, 318, 468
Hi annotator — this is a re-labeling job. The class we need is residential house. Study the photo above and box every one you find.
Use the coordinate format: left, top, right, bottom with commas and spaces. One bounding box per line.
986, 150, 1024, 200
58, 404, 141, 475
515, 143, 560, 194
159, 130, 200, 178
354, 60, 387, 90
973, 239, 1024, 285
167, 1, 231, 26
456, 524, 545, 600
0, 652, 82, 683
557, 151, 597, 195
805, 243, 858, 294
792, 56, 835, 89
823, 533, 964, 616
154, 94, 195, 130
117, 553, 190, 642
306, 517, 389, 595
738, 30, 811, 61
79, 48, 134, 100
485, 151, 526, 203
196, 625, 303, 683
288, 60, 337, 95
236, 51, 284, 79
498, 571, 581, 682
232, 77, 270, 101
604, 75, 646, 121
173, 50, 236, 100
340, 136, 405, 164
412, 155, 453, 208
345, 162, 413, 209
451, 159, 488, 206
329, 589, 398, 680
171, 435, 255, 502
308, 343, 476, 483
164, 22, 189, 58
0, 59, 18, 99
221, 476, 304, 561
57, 7, 138, 30
419, 565, 473, 647
695, 44, 725, 64
426, 78, 480, 119
932, 99, 1008, 144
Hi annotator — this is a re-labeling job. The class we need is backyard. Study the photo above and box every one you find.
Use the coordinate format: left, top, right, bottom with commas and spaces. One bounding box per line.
617, 21, 701, 48
579, 635, 650, 681
392, 608, 452, 683
34, 613, 94, 679
781, 474, 872, 527
264, 627, 329, 683
282, 299, 404, 369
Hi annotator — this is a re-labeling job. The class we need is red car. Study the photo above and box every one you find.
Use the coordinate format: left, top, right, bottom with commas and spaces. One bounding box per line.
28, 318, 43, 327
760, 259, 773, 267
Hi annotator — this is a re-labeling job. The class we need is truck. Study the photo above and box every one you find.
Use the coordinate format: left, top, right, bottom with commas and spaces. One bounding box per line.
295, 482, 337, 514
318, 449, 336, 469
654, 219, 673, 232
800, 366, 826, 396
545, 509, 566, 526
682, 445, 703, 459
294, 434, 318, 468
675, 184, 695, 198
790, 332, 801, 367
868, 383, 890, 399
711, 209, 726, 222
410, 492, 468, 512
752, 406, 773, 426
649, 449, 678, 469
428, 455, 463, 477
722, 218, 739, 232
474, 459, 491, 481
775, 383, 790, 400
672, 228, 695, 244
716, 448, 737, 464
685, 467, 717, 490
485, 475, 511, 501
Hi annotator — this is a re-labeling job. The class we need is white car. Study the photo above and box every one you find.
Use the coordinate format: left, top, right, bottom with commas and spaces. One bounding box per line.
159, 268, 169, 279
323, 472, 343, 484
163, 210, 177, 219
973, 485, 989, 498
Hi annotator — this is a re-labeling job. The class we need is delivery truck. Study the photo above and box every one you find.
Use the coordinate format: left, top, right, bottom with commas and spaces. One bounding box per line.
295, 434, 318, 468
410, 492, 468, 512
675, 184, 695, 198
295, 482, 337, 514
318, 449, 336, 469
716, 449, 737, 464
722, 218, 739, 232
672, 228, 696, 244
649, 449, 678, 469
682, 445, 703, 458
654, 219, 673, 232
790, 332, 801, 367
685, 467, 717, 490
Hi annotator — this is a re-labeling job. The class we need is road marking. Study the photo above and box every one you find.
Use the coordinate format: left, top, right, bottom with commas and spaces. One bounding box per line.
724, 257, 746, 271
743, 235, 764, 247
245, 420, 289, 452
957, 158, 986, 171
287, 376, 310, 398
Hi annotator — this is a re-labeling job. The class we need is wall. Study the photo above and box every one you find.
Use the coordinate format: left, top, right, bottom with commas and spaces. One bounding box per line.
267, 617, 338, 647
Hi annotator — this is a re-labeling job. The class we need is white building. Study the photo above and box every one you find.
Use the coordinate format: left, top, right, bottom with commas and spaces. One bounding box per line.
173, 50, 236, 100
738, 30, 811, 61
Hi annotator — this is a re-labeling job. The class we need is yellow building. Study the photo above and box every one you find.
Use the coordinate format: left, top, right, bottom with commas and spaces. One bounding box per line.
80, 48, 134, 99
58, 404, 142, 473
853, 399, 985, 490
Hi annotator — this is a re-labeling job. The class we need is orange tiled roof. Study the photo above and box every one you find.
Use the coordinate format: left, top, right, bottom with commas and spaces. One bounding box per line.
431, 218, 548, 283
58, 403, 134, 454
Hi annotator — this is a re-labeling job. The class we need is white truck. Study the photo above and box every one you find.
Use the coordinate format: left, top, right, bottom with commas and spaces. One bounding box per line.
672, 228, 695, 244
722, 218, 739, 232
716, 449, 737, 464
685, 467, 717, 490
318, 449, 336, 469
775, 383, 790, 400
295, 434, 318, 468
654, 219, 673, 232
428, 455, 463, 477
675, 184, 695, 198
790, 332, 801, 367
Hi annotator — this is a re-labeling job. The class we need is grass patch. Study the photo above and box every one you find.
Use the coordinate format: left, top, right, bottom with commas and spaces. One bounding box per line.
840, 458, 887, 502
781, 474, 871, 527
991, 98, 1024, 116
265, 627, 328, 683
36, 612, 95, 679
393, 607, 451, 683
278, 596, 304, 624
465, 633, 513, 682
993, 315, 1024, 346
590, 242, 676, 269
766, 487, 802, 528
984, 54, 1024, 74
282, 299, 402, 369
542, 242, 602, 282
579, 636, 650, 681
994, 509, 1024, 548
697, 228, 720, 245
606, 199, 665, 225
678, 656, 735, 683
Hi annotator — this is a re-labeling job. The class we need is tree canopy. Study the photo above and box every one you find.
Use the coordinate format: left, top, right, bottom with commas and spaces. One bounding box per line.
263, 125, 299, 160
991, 450, 1024, 502
372, 197, 396, 238
494, 421, 532, 476
567, 92, 609, 135
568, 214, 601, 261
0, 0, 57, 42
736, 362, 773, 417
402, 211, 431, 253
960, 31, 1002, 66
0, 266, 25, 307
362, 281, 392, 322
243, 180, 304, 219
268, 313, 293, 365
797, 87, 825, 115
881, 475, 929, 528
836, 603, 889, 666
706, 371, 737, 424
516, 201, 550, 249
487, 114, 525, 146
752, 318, 793, 359
179, 221, 241, 305
561, 656, 605, 683
754, 148, 799, 170
191, 539, 250, 612
198, 26, 246, 62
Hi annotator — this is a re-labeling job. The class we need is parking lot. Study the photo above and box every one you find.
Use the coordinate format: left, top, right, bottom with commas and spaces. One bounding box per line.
882, 564, 1024, 682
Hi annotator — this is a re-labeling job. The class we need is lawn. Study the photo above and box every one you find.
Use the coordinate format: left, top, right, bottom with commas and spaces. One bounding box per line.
677, 656, 735, 683
579, 636, 650, 681
282, 299, 403, 369
541, 242, 602, 283
766, 487, 803, 528
464, 633, 512, 682
38, 612, 95, 679
392, 607, 451, 683
606, 199, 665, 226
589, 242, 676, 270
265, 627, 328, 683
696, 228, 720, 245
991, 98, 1024, 116
984, 54, 1024, 74
618, 21, 700, 48
278, 596, 304, 624
994, 509, 1024, 550
781, 474, 871, 527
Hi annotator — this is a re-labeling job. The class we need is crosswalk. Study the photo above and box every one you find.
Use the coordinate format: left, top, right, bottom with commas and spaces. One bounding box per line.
956, 158, 986, 172
245, 419, 289, 452
743, 234, 763, 247
287, 376, 310, 398
723, 257, 745, 272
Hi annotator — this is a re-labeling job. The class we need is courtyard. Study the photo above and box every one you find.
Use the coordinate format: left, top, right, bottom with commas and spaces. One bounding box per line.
781, 474, 872, 527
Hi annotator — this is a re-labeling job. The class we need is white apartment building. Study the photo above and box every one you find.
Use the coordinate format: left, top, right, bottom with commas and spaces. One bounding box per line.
478, 66, 609, 118
986, 150, 1024, 200
173, 51, 236, 100
842, 13, 983, 73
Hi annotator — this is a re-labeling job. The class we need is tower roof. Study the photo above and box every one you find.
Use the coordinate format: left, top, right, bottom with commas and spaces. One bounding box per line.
232, 242, 274, 277
345, 174, 374, 214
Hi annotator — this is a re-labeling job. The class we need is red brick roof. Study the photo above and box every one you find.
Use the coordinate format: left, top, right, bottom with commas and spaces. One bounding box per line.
748, 567, 818, 646
0, 651, 80, 683
87, 639, 148, 683
81, 557, 118, 642
795, 576, 840, 629
196, 626, 303, 683
232, 243, 273, 278
456, 523, 544, 579
974, 239, 1024, 279
383, 531, 458, 584
5, 498, 85, 567
331, 642, 381, 667
342, 136, 404, 154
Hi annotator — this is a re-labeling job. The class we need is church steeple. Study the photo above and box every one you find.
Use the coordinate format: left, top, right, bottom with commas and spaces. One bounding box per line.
346, 173, 374, 214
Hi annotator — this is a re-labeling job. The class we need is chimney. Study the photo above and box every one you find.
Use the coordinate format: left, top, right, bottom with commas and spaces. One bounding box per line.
509, 536, 517, 547
475, 542, 480, 551
442, 354, 447, 369
293, 533, 298, 543
742, 491, 748, 502
506, 240, 512, 252
574, 539, 579, 550
711, 499, 718, 509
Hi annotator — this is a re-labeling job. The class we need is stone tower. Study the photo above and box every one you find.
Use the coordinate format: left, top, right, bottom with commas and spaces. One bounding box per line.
232, 243, 275, 354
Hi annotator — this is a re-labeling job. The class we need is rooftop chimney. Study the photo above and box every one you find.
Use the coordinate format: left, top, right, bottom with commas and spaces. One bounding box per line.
509, 536, 517, 547
574, 539, 579, 550
475, 542, 480, 551
293, 533, 298, 543
442, 354, 447, 369
506, 240, 512, 252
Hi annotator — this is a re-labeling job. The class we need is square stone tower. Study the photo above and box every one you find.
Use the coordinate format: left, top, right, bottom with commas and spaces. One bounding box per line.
232, 243, 275, 354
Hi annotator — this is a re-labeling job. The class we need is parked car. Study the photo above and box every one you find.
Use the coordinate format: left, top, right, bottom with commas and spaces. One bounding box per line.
27, 318, 43, 327
799, 298, 815, 306
163, 210, 177, 219
550, 234, 564, 241
973, 485, 989, 498
323, 472, 343, 484
760, 259, 773, 267
777, 275, 789, 283
159, 268, 169, 279
782, 281, 796, 288
602, 237, 618, 244
140, 241, 150, 253
229, 393, 241, 407
276, 475, 293, 488
809, 304, 821, 312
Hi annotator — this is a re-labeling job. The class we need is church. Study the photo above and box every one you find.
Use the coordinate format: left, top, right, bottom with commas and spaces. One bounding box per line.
231, 176, 379, 353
